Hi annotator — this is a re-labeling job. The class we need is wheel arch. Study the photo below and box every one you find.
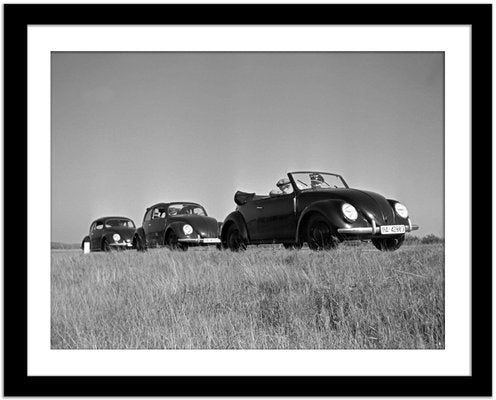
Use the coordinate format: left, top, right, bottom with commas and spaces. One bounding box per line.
81, 236, 90, 250
221, 211, 249, 245
296, 200, 345, 241
163, 223, 183, 245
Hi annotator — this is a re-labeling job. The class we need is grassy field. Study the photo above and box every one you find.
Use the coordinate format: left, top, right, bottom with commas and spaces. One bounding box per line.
51, 244, 444, 349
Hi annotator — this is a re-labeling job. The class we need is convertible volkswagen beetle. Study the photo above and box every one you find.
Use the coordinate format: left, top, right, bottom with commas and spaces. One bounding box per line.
133, 202, 221, 251
221, 171, 419, 251
81, 216, 136, 252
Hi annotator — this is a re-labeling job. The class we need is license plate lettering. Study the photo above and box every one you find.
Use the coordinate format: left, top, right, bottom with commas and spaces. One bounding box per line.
380, 225, 406, 235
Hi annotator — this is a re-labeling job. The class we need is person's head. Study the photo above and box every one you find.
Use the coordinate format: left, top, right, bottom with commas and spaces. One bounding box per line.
310, 173, 324, 188
276, 178, 291, 192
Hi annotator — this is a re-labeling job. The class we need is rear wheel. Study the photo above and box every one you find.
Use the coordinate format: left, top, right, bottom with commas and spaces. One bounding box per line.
372, 235, 405, 251
166, 231, 188, 251
226, 224, 247, 252
134, 234, 147, 252
305, 215, 339, 251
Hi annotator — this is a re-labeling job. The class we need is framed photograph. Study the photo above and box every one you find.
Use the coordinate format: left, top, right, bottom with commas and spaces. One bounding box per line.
4, 3, 491, 396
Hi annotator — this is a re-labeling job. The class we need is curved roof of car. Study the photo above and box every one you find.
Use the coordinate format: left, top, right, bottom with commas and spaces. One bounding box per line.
92, 216, 134, 223
146, 202, 203, 210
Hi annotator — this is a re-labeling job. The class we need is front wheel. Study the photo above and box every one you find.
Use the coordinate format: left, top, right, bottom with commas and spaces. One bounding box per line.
226, 224, 247, 252
166, 231, 188, 251
101, 238, 111, 252
372, 235, 405, 251
305, 215, 339, 251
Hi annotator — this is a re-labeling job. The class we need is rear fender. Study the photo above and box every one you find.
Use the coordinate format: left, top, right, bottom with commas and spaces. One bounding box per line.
81, 236, 90, 250
296, 200, 347, 241
134, 227, 146, 243
221, 211, 249, 244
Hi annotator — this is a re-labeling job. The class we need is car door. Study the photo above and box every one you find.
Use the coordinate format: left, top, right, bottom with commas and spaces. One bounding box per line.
142, 209, 153, 245
255, 193, 296, 241
90, 220, 104, 250
147, 206, 167, 246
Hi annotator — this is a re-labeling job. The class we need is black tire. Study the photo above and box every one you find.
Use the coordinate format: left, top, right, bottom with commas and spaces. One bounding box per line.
283, 243, 302, 250
166, 231, 188, 251
101, 238, 111, 252
134, 235, 146, 252
226, 224, 247, 252
372, 235, 405, 251
305, 214, 339, 251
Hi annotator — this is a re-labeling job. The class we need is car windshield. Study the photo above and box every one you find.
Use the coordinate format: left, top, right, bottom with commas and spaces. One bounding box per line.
289, 172, 348, 191
168, 203, 207, 216
105, 219, 135, 228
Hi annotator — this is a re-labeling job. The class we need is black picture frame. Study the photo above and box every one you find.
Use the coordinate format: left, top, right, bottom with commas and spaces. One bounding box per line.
4, 3, 491, 396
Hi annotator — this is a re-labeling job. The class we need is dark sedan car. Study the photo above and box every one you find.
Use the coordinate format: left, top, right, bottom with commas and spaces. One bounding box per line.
81, 216, 136, 252
221, 171, 419, 251
133, 202, 221, 251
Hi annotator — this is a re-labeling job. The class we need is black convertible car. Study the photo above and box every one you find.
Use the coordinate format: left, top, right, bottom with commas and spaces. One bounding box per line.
133, 202, 221, 251
221, 171, 419, 251
81, 216, 136, 252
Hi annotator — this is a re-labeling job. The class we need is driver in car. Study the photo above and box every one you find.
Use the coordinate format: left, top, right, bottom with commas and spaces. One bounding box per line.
269, 178, 292, 197
310, 173, 325, 189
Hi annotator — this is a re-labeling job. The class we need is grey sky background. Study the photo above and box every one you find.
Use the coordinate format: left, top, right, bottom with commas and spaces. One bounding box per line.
52, 52, 443, 243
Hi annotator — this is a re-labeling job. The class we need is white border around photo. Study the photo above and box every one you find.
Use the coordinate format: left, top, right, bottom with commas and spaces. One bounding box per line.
28, 25, 470, 376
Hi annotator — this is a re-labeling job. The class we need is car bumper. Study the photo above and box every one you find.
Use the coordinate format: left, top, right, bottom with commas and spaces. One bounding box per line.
109, 242, 133, 248
178, 238, 221, 244
337, 218, 419, 235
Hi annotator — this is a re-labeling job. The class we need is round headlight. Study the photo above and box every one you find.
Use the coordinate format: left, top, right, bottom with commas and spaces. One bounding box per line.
112, 233, 121, 241
183, 224, 193, 235
342, 203, 358, 222
394, 203, 409, 218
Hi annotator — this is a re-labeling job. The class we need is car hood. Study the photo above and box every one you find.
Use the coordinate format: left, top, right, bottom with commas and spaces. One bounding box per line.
299, 188, 397, 224
106, 226, 135, 240
169, 215, 219, 238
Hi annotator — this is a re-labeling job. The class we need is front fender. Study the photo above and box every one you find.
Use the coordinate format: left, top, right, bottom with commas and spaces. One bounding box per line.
296, 199, 350, 240
221, 211, 249, 243
165, 222, 187, 240
387, 199, 410, 225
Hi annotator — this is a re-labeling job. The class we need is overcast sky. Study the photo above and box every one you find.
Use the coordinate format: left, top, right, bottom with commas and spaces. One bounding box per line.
52, 52, 443, 243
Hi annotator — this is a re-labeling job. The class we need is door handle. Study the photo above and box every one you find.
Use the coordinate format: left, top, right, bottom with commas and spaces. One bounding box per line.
256, 206, 264, 210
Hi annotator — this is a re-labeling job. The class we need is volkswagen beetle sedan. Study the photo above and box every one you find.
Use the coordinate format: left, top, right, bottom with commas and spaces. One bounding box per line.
81, 216, 136, 252
221, 171, 419, 251
133, 202, 221, 251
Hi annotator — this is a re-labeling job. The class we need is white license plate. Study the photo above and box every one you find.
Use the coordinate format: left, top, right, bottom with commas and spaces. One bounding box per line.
203, 238, 220, 243
380, 225, 406, 235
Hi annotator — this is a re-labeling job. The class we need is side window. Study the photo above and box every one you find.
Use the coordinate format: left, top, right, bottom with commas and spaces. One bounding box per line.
152, 207, 166, 219
144, 209, 152, 222
95, 221, 104, 230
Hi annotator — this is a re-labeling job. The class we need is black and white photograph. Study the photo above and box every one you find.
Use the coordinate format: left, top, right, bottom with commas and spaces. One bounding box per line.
51, 51, 444, 350
4, 2, 490, 397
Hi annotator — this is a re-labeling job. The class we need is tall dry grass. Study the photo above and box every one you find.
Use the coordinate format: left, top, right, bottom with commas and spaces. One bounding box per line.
51, 244, 444, 349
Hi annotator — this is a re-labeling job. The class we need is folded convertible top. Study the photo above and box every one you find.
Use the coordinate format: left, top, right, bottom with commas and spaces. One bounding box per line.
234, 191, 267, 205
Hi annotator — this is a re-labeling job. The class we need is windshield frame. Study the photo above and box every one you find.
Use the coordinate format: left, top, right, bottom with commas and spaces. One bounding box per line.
167, 202, 208, 217
288, 171, 349, 192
